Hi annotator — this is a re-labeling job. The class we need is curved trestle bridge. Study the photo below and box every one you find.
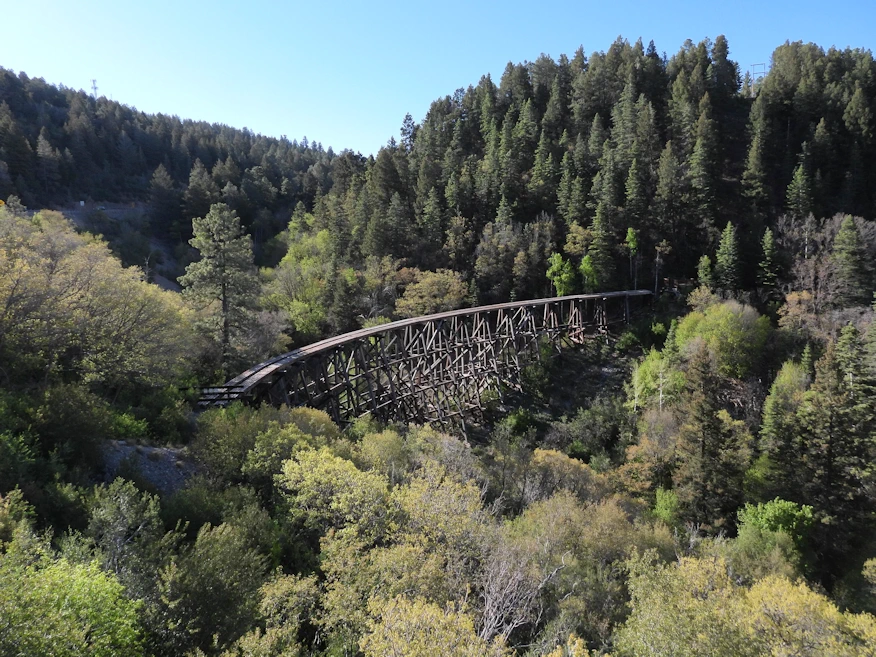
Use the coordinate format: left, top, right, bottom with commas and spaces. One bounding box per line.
199, 290, 651, 428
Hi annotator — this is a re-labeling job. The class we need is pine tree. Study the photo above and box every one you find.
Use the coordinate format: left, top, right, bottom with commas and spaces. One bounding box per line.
759, 359, 809, 502
654, 142, 685, 252
183, 159, 220, 225
687, 94, 718, 242
417, 187, 445, 268
831, 215, 871, 307
797, 334, 875, 568
673, 342, 747, 529
581, 202, 614, 291
742, 132, 768, 217
786, 162, 813, 219
625, 227, 640, 288
714, 221, 740, 291
624, 157, 648, 230
35, 128, 60, 194
556, 152, 584, 226
697, 255, 714, 289
757, 227, 779, 296
150, 164, 182, 233
179, 203, 259, 379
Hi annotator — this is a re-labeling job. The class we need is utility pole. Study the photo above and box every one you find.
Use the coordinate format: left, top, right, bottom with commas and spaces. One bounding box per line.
91, 79, 98, 98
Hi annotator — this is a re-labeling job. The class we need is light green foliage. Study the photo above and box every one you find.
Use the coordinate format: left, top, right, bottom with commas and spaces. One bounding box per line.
511, 492, 674, 646
390, 463, 488, 562
525, 449, 608, 505
737, 498, 813, 550
320, 537, 452, 646
278, 448, 390, 539
396, 269, 467, 318
0, 538, 144, 657
546, 252, 576, 297
578, 254, 597, 293
617, 554, 876, 657
709, 522, 801, 583
360, 595, 510, 657
243, 412, 335, 492
0, 209, 192, 389
674, 300, 771, 377
193, 403, 306, 482
0, 488, 33, 546
354, 429, 412, 485
652, 487, 679, 527
543, 635, 595, 657
627, 348, 686, 411
263, 224, 333, 342
222, 572, 319, 657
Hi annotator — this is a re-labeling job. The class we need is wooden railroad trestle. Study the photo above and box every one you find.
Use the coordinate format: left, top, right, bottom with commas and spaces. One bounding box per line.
199, 290, 651, 429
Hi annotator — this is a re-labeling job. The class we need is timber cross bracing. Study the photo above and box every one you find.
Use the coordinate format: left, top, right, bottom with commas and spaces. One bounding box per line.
199, 290, 651, 428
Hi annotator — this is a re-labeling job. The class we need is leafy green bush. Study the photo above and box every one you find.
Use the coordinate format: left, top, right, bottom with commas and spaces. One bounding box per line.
673, 300, 771, 377
0, 537, 145, 656
737, 498, 814, 551
653, 487, 679, 527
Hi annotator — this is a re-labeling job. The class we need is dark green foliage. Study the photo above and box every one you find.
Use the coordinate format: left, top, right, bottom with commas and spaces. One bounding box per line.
673, 343, 748, 529
158, 522, 269, 653
831, 215, 871, 307
180, 203, 259, 378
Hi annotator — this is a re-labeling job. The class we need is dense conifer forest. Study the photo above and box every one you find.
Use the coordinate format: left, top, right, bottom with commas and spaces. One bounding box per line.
1, 35, 876, 656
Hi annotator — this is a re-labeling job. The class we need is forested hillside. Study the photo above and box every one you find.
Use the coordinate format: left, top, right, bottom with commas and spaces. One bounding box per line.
1, 35, 876, 657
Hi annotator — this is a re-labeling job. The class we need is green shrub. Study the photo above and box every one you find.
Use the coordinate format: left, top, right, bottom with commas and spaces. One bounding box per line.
674, 300, 771, 378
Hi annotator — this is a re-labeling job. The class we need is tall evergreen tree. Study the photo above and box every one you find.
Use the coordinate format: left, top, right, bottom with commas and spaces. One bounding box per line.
624, 157, 648, 231
556, 152, 584, 227
758, 227, 779, 297
183, 159, 221, 225
687, 94, 718, 245
673, 342, 747, 530
417, 187, 445, 268
742, 132, 769, 218
35, 128, 60, 194
786, 162, 813, 219
714, 221, 740, 291
149, 164, 182, 233
796, 332, 875, 571
831, 215, 871, 307
179, 203, 259, 379
580, 202, 615, 291
654, 142, 685, 255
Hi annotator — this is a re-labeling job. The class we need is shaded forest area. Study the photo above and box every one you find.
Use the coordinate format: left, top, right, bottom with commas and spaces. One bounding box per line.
1, 35, 876, 656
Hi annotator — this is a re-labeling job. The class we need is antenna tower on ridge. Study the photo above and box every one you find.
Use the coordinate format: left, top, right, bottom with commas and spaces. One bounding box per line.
91, 79, 98, 98
750, 64, 768, 81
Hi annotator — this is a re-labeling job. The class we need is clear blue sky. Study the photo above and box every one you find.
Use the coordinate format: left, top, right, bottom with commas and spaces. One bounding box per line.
4, 0, 874, 155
